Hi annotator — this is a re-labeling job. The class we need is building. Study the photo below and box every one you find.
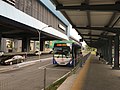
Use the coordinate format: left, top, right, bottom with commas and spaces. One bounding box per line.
0, 0, 72, 52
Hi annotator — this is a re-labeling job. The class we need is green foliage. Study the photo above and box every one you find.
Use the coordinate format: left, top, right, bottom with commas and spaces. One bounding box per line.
85, 45, 96, 51
46, 76, 67, 90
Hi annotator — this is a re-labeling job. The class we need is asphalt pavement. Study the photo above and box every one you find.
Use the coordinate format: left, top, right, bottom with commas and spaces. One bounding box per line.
0, 54, 53, 73
0, 53, 71, 90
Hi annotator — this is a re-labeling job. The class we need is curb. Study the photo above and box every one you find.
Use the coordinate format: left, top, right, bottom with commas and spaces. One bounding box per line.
43, 71, 71, 90
0, 57, 52, 73
0, 62, 35, 73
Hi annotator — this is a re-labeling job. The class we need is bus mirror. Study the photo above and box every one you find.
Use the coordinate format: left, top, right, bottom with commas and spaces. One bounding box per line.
79, 39, 83, 42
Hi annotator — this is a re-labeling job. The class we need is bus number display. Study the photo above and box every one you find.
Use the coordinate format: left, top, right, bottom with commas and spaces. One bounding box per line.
55, 44, 67, 46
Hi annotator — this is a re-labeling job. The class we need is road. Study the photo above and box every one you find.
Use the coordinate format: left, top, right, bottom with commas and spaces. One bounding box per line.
0, 55, 73, 90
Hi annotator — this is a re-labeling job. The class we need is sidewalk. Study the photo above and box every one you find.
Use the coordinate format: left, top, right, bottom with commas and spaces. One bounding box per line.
57, 74, 78, 90
57, 55, 120, 90
83, 55, 120, 90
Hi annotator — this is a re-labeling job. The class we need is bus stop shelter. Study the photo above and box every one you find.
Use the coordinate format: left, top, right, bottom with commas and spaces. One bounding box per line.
51, 0, 120, 69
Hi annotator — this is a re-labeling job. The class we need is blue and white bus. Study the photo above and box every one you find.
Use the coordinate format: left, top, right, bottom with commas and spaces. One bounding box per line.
53, 40, 81, 66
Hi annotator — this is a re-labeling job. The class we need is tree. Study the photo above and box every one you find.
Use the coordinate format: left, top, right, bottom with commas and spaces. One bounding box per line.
85, 45, 96, 51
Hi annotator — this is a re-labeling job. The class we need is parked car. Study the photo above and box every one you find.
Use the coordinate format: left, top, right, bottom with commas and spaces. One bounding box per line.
0, 55, 26, 65
49, 50, 53, 54
0, 51, 4, 56
34, 51, 41, 55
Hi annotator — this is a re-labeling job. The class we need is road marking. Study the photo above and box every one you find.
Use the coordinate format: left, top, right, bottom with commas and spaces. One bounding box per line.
0, 57, 53, 73
46, 68, 70, 71
41, 69, 71, 90
38, 63, 52, 69
17, 57, 52, 66
40, 57, 52, 61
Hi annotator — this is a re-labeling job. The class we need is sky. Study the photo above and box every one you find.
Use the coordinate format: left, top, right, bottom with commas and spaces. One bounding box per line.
70, 28, 86, 47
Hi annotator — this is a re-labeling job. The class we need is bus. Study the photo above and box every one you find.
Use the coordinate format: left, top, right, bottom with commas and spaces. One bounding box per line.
53, 40, 82, 66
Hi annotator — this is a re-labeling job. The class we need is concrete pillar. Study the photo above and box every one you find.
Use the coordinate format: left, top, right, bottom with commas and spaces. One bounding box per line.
12, 39, 22, 52
113, 34, 119, 69
22, 38, 30, 52
13, 39, 18, 52
40, 40, 45, 51
1, 38, 7, 52
33, 41, 36, 51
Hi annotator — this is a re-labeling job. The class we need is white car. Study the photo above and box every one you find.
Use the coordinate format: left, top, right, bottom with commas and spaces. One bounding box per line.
34, 51, 41, 55
0, 55, 26, 65
0, 51, 4, 56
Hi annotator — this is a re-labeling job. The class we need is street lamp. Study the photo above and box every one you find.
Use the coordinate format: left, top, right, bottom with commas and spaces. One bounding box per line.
37, 25, 52, 61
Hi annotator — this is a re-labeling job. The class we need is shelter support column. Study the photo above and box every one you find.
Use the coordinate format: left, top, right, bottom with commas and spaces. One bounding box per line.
113, 34, 119, 69
0, 33, 1, 51
98, 47, 102, 56
101, 44, 105, 60
108, 37, 112, 65
104, 41, 109, 62
22, 38, 30, 52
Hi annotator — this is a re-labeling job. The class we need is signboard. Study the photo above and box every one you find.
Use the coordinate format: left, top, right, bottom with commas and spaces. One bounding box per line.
56, 44, 67, 47
58, 24, 66, 31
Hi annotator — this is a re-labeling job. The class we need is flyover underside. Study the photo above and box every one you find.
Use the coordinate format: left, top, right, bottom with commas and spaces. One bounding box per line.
0, 15, 58, 40
0, 0, 69, 41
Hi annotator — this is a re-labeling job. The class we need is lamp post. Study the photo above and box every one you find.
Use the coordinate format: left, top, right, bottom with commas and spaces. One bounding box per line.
37, 25, 52, 61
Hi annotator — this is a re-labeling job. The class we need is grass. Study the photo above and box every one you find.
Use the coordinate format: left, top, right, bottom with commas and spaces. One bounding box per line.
46, 62, 81, 90
45, 54, 91, 90
46, 76, 67, 90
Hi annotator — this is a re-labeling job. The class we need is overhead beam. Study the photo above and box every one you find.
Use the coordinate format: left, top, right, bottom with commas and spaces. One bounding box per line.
51, 0, 59, 5
111, 16, 120, 27
99, 12, 117, 38
100, 12, 117, 35
87, 39, 107, 48
82, 34, 102, 37
84, 38, 98, 40
76, 26, 120, 30
56, 3, 120, 12
84, 0, 91, 27
76, 26, 120, 33
106, 12, 117, 27
81, 33, 113, 38
87, 11, 91, 27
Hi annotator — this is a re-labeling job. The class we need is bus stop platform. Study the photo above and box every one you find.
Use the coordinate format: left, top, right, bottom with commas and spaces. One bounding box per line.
58, 54, 120, 90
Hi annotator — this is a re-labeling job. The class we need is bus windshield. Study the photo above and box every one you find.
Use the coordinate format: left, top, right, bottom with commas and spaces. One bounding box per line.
54, 46, 70, 56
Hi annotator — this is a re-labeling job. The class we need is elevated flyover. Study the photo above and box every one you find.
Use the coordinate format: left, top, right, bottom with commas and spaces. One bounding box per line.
51, 0, 120, 69
0, 0, 69, 52
0, 0, 69, 40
